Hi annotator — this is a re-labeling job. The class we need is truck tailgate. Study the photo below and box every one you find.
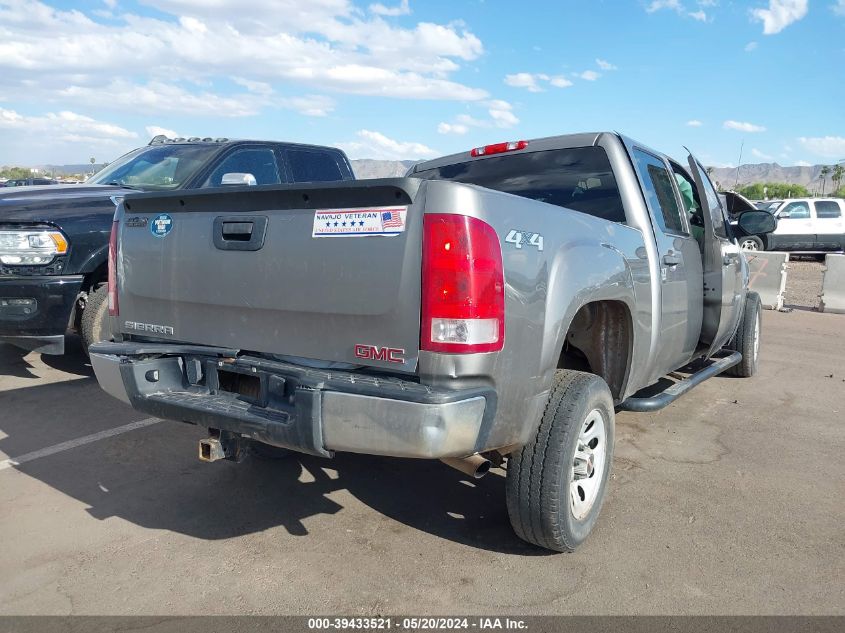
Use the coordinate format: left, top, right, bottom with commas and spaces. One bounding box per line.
117, 179, 423, 372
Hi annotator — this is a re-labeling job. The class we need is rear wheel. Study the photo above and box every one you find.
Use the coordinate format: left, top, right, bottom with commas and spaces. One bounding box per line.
725, 291, 762, 377
506, 370, 615, 552
81, 283, 110, 355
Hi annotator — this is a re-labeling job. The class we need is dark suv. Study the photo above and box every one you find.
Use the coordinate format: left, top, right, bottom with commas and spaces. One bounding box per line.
0, 136, 354, 355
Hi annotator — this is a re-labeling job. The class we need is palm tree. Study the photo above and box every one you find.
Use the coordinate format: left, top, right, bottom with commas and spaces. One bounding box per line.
832, 164, 844, 195
819, 165, 831, 196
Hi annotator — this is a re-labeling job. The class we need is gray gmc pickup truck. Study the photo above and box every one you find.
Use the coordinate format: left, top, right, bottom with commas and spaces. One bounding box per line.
90, 132, 776, 552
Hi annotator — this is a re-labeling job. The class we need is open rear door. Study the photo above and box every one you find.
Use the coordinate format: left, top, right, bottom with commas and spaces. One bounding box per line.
686, 153, 744, 356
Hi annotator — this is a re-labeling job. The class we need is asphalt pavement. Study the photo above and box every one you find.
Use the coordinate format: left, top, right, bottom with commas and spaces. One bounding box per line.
0, 311, 843, 615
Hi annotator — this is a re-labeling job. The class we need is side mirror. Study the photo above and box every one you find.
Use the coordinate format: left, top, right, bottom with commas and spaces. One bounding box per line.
221, 172, 257, 186
737, 210, 777, 235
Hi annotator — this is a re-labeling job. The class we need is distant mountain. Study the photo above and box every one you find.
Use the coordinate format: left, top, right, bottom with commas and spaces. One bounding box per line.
706, 163, 837, 192
350, 159, 417, 179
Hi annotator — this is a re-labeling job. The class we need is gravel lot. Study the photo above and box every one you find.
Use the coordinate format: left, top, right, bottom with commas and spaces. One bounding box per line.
784, 258, 825, 309
1, 311, 844, 616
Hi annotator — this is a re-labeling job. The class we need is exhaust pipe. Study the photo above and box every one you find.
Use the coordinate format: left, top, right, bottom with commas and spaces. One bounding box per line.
441, 454, 492, 479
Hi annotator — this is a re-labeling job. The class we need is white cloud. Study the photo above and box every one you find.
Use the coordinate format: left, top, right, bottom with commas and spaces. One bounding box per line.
505, 72, 575, 91
689, 10, 707, 20
577, 70, 601, 81
145, 125, 179, 139
504, 72, 546, 92
596, 58, 617, 70
724, 120, 767, 133
437, 122, 468, 135
751, 148, 774, 160
369, 0, 410, 16
338, 129, 437, 160
833, 0, 845, 15
58, 80, 269, 117
687, 119, 703, 127
745, 41, 759, 51
549, 76, 574, 88
439, 99, 520, 135
278, 94, 335, 117
646, 0, 682, 13
795, 160, 812, 166
487, 99, 519, 128
232, 77, 274, 96
751, 0, 808, 35
0, 0, 489, 115
798, 136, 845, 158
0, 107, 137, 148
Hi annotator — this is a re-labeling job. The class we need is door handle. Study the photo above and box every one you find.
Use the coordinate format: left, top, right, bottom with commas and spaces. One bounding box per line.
221, 221, 254, 240
723, 254, 737, 266
662, 253, 680, 266
213, 216, 268, 251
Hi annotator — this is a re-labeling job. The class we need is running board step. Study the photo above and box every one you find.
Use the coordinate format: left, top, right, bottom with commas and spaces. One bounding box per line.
619, 351, 742, 412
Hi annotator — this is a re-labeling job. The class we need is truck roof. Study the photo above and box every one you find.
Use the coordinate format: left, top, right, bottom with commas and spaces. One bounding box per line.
409, 132, 608, 173
147, 135, 349, 155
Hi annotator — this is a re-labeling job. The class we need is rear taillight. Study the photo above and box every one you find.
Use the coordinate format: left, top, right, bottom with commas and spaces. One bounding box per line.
107, 219, 119, 317
421, 214, 505, 354
470, 140, 528, 157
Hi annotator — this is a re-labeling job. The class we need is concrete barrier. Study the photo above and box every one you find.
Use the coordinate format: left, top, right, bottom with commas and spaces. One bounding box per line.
746, 251, 789, 311
820, 254, 845, 314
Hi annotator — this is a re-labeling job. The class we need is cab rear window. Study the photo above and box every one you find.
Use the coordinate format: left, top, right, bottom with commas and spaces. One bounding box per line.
414, 147, 626, 223
287, 149, 351, 183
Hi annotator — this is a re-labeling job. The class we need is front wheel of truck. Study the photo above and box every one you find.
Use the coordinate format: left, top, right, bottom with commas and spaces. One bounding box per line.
81, 283, 110, 356
724, 291, 762, 378
506, 370, 615, 553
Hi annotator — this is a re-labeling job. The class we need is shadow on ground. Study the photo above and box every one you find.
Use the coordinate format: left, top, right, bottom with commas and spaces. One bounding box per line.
1, 345, 546, 555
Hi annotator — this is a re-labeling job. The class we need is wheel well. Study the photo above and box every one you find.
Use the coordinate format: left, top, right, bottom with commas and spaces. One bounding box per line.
557, 300, 632, 401
82, 262, 108, 292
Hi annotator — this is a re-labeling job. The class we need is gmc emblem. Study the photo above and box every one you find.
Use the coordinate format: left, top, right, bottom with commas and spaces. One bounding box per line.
354, 344, 405, 364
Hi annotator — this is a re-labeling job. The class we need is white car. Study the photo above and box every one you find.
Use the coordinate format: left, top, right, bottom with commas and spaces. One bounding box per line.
765, 198, 845, 252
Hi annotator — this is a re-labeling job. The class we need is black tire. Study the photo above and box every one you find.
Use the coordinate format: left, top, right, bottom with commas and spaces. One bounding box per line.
506, 370, 615, 552
251, 442, 294, 460
739, 235, 764, 251
81, 283, 110, 355
725, 291, 762, 377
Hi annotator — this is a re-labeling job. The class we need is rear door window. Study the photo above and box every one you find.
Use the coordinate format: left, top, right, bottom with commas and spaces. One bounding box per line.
286, 149, 351, 183
413, 147, 627, 223
632, 149, 687, 235
203, 147, 282, 187
814, 200, 842, 219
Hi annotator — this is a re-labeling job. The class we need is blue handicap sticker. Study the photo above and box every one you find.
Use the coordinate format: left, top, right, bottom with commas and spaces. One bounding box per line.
150, 213, 173, 238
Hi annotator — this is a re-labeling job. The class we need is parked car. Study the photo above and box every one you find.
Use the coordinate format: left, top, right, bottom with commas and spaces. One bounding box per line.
0, 136, 355, 355
4, 178, 58, 187
755, 200, 782, 213
722, 191, 777, 251
761, 198, 845, 252
89, 131, 774, 552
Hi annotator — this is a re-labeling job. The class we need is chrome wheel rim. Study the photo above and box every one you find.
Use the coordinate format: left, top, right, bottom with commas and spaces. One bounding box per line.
570, 409, 607, 520
753, 310, 761, 363
741, 239, 759, 251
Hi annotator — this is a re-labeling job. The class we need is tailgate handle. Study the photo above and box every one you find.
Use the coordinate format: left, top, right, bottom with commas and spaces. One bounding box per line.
213, 216, 268, 251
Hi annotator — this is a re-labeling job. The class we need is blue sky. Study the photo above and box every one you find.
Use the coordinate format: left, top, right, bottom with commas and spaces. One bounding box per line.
0, 0, 843, 167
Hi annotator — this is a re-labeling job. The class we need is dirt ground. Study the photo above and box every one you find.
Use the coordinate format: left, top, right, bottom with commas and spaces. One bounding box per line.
1, 311, 844, 616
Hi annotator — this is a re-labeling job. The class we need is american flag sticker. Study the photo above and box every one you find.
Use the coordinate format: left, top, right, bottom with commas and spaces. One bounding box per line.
312, 206, 407, 237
